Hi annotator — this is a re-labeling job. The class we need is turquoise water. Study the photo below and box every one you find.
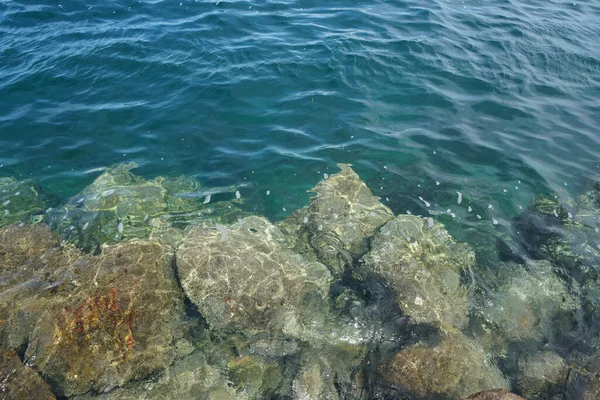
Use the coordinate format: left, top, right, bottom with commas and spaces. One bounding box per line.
2, 0, 600, 398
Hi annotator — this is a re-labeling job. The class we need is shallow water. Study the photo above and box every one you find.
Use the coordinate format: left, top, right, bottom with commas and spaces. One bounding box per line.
1, 0, 600, 399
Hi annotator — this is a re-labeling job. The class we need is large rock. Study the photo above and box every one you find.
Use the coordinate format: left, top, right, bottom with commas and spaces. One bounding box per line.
465, 389, 524, 400
362, 214, 474, 330
45, 163, 204, 251
380, 333, 509, 399
73, 352, 242, 400
177, 216, 332, 337
0, 224, 80, 350
279, 164, 393, 275
24, 239, 186, 397
0, 350, 56, 400
0, 177, 46, 227
516, 351, 567, 400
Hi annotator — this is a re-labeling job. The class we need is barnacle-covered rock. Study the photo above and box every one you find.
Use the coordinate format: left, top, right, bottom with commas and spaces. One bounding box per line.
44, 163, 204, 251
0, 350, 56, 400
379, 333, 508, 399
177, 216, 332, 337
0, 177, 47, 227
362, 214, 474, 330
22, 240, 187, 397
279, 164, 393, 275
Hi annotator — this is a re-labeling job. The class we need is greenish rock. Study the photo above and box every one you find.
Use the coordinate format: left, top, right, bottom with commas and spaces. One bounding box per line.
73, 352, 241, 400
278, 163, 394, 275
0, 224, 80, 350
226, 354, 283, 398
0, 350, 56, 400
177, 216, 332, 337
0, 177, 46, 227
516, 351, 567, 400
21, 239, 187, 397
362, 214, 474, 330
465, 390, 524, 400
45, 163, 204, 251
379, 333, 509, 399
475, 261, 580, 349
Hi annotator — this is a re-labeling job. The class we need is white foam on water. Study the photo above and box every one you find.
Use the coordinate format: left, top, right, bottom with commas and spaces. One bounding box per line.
235, 190, 241, 199
117, 222, 124, 233
2, 200, 9, 206
477, 214, 482, 219
203, 194, 211, 204
457, 191, 462, 204
492, 218, 498, 225
82, 222, 89, 230
427, 217, 434, 228
553, 209, 559, 218
418, 196, 431, 207
468, 206, 472, 212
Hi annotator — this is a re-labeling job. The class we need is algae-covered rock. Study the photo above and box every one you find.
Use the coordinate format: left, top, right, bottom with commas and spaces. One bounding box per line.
177, 216, 331, 337
45, 163, 204, 251
279, 164, 393, 275
476, 261, 580, 348
0, 177, 46, 227
362, 214, 474, 330
73, 352, 242, 400
465, 390, 524, 400
0, 224, 80, 350
0, 350, 56, 400
516, 351, 567, 400
380, 333, 508, 399
23, 240, 186, 397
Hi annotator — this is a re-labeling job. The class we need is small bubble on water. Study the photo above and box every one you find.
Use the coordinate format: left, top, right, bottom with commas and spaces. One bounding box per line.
477, 214, 482, 219
468, 206, 472, 212
318, 224, 323, 231
436, 181, 440, 186
266, 190, 270, 195
457, 191, 463, 204
433, 151, 436, 154
427, 218, 434, 228
2, 200, 9, 206
568, 212, 573, 219
333, 213, 339, 219
488, 204, 493, 209
564, 182, 568, 186
386, 197, 390, 202
515, 186, 519, 190
503, 189, 507, 193
383, 165, 387, 169
235, 191, 241, 199
82, 222, 89, 230
303, 216, 309, 224
418, 184, 421, 188
203, 195, 211, 204
492, 218, 498, 225
518, 180, 521, 184
324, 173, 329, 179
3, 209, 8, 215
519, 205, 523, 209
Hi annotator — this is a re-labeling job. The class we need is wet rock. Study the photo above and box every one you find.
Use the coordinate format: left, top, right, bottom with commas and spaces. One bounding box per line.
362, 214, 474, 330
45, 163, 204, 251
0, 350, 56, 400
516, 351, 567, 400
0, 224, 79, 350
226, 354, 283, 398
73, 352, 241, 400
279, 164, 394, 275
177, 216, 332, 337
379, 333, 508, 399
476, 261, 580, 350
0, 177, 46, 227
465, 389, 524, 400
24, 240, 186, 397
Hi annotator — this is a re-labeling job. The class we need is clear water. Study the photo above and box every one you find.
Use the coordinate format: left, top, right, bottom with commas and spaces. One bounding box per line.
1, 0, 600, 398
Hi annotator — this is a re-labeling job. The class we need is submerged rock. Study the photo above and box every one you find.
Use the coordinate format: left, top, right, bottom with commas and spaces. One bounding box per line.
45, 163, 204, 251
177, 216, 332, 337
465, 389, 524, 400
362, 214, 474, 330
0, 350, 56, 400
73, 352, 241, 400
24, 240, 186, 397
380, 333, 509, 399
516, 351, 567, 400
476, 261, 580, 349
279, 164, 393, 275
0, 177, 46, 227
